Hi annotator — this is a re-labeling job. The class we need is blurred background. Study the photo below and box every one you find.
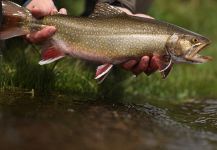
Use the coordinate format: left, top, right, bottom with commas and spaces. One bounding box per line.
1, 0, 217, 150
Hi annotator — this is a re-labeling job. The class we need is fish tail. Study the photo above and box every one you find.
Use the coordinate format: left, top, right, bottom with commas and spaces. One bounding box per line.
0, 0, 33, 40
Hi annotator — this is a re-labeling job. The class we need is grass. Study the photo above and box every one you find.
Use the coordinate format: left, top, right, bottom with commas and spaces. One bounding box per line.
0, 0, 217, 102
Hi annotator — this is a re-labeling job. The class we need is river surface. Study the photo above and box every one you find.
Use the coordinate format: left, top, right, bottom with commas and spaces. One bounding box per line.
0, 91, 217, 150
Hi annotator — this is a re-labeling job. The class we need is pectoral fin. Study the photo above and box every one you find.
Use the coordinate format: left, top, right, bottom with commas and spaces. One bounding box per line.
39, 42, 65, 65
159, 63, 173, 79
158, 56, 173, 79
39, 48, 65, 65
95, 64, 113, 83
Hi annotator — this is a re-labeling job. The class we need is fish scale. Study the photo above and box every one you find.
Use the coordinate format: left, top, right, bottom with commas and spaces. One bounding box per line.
42, 16, 170, 60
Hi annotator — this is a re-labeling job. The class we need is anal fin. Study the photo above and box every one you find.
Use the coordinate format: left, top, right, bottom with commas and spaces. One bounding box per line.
39, 45, 65, 65
95, 64, 113, 83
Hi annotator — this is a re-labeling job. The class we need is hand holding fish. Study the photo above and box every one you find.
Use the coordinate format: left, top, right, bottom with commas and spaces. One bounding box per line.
25, 1, 157, 76
118, 7, 158, 75
25, 0, 67, 43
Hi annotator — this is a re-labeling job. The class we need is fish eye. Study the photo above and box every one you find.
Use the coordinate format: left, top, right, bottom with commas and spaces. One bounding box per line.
192, 38, 199, 43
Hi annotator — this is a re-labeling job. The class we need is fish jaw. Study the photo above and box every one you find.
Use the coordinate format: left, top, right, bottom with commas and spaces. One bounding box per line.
184, 40, 212, 64
184, 54, 212, 64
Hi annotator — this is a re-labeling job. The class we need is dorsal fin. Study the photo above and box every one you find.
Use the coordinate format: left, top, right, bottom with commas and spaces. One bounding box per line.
89, 3, 126, 18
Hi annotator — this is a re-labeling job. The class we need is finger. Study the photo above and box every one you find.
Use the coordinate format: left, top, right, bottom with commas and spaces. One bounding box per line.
51, 8, 58, 15
26, 26, 56, 43
145, 56, 159, 76
132, 56, 150, 75
28, 26, 56, 43
59, 8, 67, 15
122, 60, 137, 70
30, 7, 49, 18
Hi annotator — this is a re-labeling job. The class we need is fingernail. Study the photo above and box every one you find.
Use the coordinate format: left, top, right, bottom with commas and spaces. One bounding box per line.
48, 27, 56, 34
59, 8, 67, 15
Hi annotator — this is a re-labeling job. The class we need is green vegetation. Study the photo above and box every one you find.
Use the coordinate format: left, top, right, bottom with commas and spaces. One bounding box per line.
0, 0, 216, 102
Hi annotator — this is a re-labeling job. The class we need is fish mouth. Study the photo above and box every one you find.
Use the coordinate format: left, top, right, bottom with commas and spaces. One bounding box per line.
184, 42, 212, 64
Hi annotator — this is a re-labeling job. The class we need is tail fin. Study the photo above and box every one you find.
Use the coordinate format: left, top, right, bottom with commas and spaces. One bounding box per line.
0, 1, 32, 40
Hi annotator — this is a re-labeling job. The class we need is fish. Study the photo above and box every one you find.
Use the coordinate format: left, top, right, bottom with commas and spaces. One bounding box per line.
0, 0, 212, 82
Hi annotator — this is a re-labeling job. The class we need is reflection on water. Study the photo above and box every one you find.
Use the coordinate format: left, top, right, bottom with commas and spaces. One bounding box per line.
170, 99, 217, 133
0, 92, 217, 150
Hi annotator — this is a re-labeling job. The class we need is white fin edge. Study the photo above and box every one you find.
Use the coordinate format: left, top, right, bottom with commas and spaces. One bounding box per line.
97, 70, 111, 84
95, 65, 113, 80
39, 56, 64, 65
159, 58, 173, 73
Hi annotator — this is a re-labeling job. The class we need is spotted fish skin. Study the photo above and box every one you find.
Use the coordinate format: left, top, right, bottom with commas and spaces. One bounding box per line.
41, 15, 165, 63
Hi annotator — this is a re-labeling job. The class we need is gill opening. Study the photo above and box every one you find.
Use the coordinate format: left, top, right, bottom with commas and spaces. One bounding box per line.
158, 48, 173, 73
159, 58, 172, 73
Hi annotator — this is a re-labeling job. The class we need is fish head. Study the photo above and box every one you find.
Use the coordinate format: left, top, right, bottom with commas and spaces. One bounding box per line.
166, 33, 212, 64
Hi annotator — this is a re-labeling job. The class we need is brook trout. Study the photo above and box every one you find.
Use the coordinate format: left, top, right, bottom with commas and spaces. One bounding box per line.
0, 1, 212, 82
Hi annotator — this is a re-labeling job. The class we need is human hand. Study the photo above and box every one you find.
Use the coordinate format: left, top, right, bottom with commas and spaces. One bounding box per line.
25, 0, 67, 43
122, 55, 161, 76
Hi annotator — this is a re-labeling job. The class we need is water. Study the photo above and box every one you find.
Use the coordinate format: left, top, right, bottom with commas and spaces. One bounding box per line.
0, 91, 217, 150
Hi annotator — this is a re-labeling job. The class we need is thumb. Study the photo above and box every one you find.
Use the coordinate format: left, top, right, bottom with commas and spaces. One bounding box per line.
30, 7, 50, 18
